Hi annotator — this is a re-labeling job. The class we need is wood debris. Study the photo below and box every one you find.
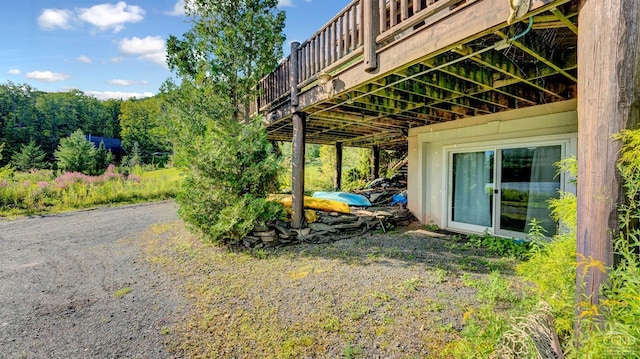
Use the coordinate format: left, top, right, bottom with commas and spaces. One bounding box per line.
240, 206, 414, 248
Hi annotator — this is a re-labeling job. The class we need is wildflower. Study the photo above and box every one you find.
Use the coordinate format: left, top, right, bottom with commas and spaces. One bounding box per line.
55, 172, 90, 189
0, 179, 8, 188
101, 164, 122, 181
37, 181, 49, 189
127, 174, 141, 183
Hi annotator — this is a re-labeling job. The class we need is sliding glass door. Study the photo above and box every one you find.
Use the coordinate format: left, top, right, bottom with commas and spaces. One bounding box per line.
497, 145, 561, 236
449, 144, 562, 237
450, 150, 494, 232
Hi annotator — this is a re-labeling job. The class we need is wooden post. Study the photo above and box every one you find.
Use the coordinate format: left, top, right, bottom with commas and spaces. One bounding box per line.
334, 142, 343, 191
290, 41, 306, 229
371, 145, 381, 180
291, 112, 306, 229
363, 0, 380, 72
576, 0, 640, 331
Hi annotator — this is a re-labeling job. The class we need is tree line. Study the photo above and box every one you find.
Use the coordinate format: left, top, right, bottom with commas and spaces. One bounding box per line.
0, 81, 170, 170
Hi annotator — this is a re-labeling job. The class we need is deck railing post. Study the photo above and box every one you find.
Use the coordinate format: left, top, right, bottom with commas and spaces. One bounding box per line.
290, 42, 300, 107
363, 0, 380, 72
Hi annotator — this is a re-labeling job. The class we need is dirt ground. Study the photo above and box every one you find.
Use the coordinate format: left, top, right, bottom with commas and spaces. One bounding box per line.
141, 220, 518, 358
0, 202, 182, 359
1, 201, 519, 358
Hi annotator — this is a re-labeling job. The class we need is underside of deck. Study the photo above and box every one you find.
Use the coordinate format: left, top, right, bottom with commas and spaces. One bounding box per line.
257, 0, 579, 150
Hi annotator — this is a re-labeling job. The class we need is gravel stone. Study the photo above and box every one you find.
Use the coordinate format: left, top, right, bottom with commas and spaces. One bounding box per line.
0, 201, 182, 359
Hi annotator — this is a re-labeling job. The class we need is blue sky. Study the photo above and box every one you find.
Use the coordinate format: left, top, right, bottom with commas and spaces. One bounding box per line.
0, 0, 347, 100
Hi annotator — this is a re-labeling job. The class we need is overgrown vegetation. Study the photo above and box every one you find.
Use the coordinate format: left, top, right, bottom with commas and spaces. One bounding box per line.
164, 0, 286, 243
450, 130, 640, 358
0, 165, 181, 217
465, 231, 533, 260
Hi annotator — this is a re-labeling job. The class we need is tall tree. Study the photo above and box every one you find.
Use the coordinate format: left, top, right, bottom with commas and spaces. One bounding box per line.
164, 0, 285, 242
167, 0, 285, 123
119, 97, 169, 164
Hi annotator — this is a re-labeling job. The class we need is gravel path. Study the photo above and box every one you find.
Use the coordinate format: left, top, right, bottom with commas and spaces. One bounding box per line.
0, 201, 181, 359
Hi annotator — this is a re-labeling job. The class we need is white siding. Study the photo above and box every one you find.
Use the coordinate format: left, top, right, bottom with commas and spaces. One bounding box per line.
407, 100, 578, 230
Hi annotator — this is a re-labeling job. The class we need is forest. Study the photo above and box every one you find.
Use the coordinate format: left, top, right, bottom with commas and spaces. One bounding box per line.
0, 81, 170, 168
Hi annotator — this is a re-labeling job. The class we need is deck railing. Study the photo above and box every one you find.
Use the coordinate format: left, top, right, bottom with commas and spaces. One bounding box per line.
253, 0, 462, 113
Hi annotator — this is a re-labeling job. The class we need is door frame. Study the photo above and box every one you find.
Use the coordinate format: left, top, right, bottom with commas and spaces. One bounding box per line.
444, 135, 572, 237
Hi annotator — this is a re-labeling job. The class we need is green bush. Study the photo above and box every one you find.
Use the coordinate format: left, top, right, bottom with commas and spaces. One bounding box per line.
55, 130, 97, 174
174, 115, 282, 243
12, 140, 47, 171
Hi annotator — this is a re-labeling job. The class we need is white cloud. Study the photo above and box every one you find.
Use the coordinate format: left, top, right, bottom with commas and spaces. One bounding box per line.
107, 79, 149, 86
118, 36, 167, 67
25, 70, 70, 82
85, 90, 154, 100
7, 69, 21, 75
111, 56, 126, 63
278, 0, 295, 7
77, 55, 92, 64
38, 8, 74, 30
77, 1, 145, 33
165, 0, 186, 16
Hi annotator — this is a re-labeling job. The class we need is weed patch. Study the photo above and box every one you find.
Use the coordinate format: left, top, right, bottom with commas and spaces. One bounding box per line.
0, 167, 181, 216
114, 287, 132, 298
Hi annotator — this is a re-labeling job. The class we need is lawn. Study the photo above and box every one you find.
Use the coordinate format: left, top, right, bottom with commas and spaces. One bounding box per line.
141, 221, 526, 358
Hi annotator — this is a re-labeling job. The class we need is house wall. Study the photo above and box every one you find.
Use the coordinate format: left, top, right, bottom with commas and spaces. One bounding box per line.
407, 100, 578, 230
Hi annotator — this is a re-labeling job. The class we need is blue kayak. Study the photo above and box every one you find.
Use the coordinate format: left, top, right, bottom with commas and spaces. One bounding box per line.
311, 191, 372, 207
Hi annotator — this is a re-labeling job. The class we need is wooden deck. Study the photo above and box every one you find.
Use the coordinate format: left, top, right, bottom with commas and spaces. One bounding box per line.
252, 0, 578, 150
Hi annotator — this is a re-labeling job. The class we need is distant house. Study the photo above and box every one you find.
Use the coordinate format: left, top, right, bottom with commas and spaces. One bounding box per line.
85, 135, 125, 156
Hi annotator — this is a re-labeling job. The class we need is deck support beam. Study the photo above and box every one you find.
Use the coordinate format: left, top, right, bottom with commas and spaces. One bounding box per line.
290, 41, 306, 229
334, 142, 343, 191
291, 112, 306, 229
576, 0, 640, 334
371, 145, 381, 180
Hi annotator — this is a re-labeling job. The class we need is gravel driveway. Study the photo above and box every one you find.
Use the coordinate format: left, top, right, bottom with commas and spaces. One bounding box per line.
0, 201, 181, 359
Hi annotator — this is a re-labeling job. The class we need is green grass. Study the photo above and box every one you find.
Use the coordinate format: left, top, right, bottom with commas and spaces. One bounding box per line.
114, 287, 133, 298
0, 167, 182, 217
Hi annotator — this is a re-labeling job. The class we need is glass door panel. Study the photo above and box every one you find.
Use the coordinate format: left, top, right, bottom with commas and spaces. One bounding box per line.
498, 145, 561, 236
451, 151, 494, 228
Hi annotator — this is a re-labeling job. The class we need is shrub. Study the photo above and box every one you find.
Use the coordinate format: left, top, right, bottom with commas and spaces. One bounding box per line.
12, 140, 48, 171
174, 115, 282, 243
55, 130, 97, 175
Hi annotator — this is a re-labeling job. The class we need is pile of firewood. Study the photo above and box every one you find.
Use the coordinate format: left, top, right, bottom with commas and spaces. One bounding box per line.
240, 206, 414, 248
